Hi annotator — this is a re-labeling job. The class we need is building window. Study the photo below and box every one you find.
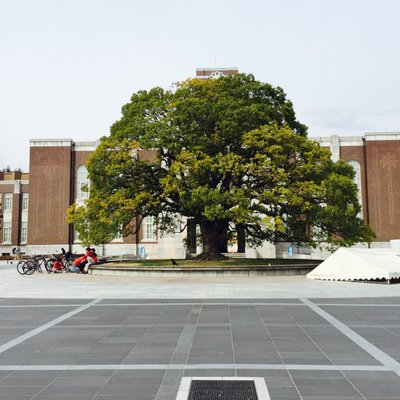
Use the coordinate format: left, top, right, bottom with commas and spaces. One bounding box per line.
3, 221, 11, 243
76, 166, 90, 201
4, 193, 12, 211
74, 229, 81, 243
22, 193, 29, 211
348, 160, 362, 218
142, 216, 156, 241
21, 221, 28, 243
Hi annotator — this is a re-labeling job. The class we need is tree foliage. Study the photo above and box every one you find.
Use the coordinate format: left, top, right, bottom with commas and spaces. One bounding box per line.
67, 74, 374, 256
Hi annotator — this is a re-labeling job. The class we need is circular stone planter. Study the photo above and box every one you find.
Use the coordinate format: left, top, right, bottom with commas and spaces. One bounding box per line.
90, 263, 320, 277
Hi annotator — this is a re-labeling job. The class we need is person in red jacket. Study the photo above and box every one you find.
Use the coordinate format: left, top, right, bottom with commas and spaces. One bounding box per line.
83, 248, 98, 273
52, 258, 63, 273
73, 247, 91, 273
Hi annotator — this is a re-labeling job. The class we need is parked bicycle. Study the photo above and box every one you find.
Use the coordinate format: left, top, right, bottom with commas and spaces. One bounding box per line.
16, 255, 46, 275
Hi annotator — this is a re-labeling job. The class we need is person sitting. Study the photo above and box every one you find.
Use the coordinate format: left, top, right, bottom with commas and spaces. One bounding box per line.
83, 248, 98, 273
52, 257, 63, 273
10, 246, 22, 264
73, 252, 88, 273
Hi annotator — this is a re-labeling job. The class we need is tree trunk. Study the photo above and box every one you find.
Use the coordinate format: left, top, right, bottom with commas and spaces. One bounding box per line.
237, 223, 246, 253
197, 219, 228, 260
186, 218, 197, 254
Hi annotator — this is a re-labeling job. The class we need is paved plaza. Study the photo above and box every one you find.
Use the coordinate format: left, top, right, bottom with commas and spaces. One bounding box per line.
1, 262, 400, 399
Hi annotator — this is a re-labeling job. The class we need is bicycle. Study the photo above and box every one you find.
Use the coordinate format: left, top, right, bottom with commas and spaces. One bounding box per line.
16, 256, 43, 275
46, 251, 75, 273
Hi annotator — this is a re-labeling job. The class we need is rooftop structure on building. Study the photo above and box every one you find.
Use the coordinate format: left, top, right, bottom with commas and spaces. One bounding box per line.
195, 67, 239, 79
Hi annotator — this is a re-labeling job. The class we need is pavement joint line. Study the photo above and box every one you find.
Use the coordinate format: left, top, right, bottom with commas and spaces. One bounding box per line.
95, 303, 304, 307
0, 302, 303, 307
156, 305, 202, 400
313, 303, 400, 307
0, 304, 87, 308
3, 302, 400, 307
0, 302, 384, 307
301, 298, 400, 373
0, 299, 101, 355
0, 363, 393, 371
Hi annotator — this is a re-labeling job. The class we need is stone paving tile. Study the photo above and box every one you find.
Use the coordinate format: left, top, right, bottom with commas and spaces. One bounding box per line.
236, 369, 292, 377
0, 328, 39, 346
94, 397, 155, 400
283, 305, 334, 325
183, 369, 234, 377
36, 383, 103, 396
80, 343, 134, 359
289, 370, 347, 378
343, 371, 400, 398
47, 375, 110, 386
156, 369, 181, 384
0, 307, 75, 329
313, 297, 400, 305
352, 327, 400, 361
0, 397, 33, 400
292, 377, 364, 397
269, 386, 302, 397
257, 305, 305, 325
156, 384, 179, 396
269, 398, 301, 400
103, 370, 166, 378
76, 358, 127, 365
59, 369, 114, 378
0, 298, 89, 306
322, 305, 400, 326
0, 385, 45, 396
264, 376, 295, 387
231, 369, 301, 399
0, 371, 12, 379
108, 375, 164, 386
35, 397, 95, 400
301, 398, 364, 400
197, 305, 230, 325
154, 395, 177, 400
0, 375, 56, 386
97, 384, 159, 397
365, 398, 400, 400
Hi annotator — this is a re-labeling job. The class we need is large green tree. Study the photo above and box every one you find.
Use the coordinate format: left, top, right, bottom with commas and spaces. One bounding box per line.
67, 74, 374, 258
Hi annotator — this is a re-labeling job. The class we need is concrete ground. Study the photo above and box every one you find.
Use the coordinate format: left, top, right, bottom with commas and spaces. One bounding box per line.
1, 261, 400, 399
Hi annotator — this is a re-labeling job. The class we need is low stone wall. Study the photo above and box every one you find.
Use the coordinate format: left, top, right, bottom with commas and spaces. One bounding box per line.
90, 263, 319, 277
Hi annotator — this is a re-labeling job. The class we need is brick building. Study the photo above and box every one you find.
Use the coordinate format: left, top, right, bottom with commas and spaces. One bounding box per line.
1, 132, 400, 259
317, 133, 400, 241
0, 171, 29, 256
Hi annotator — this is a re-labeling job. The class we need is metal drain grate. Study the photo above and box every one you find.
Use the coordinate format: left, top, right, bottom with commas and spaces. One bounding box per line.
188, 380, 258, 400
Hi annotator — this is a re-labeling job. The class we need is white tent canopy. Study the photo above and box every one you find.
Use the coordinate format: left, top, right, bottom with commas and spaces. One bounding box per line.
307, 247, 400, 281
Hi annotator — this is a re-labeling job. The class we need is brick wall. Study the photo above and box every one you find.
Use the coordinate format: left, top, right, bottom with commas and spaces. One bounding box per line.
339, 145, 368, 222
363, 140, 400, 241
28, 145, 72, 245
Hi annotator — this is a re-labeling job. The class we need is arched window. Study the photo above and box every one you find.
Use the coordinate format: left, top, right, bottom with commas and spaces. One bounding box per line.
76, 166, 90, 203
348, 160, 362, 218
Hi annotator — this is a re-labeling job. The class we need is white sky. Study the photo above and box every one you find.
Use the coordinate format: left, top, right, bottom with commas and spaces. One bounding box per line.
1, 0, 400, 171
